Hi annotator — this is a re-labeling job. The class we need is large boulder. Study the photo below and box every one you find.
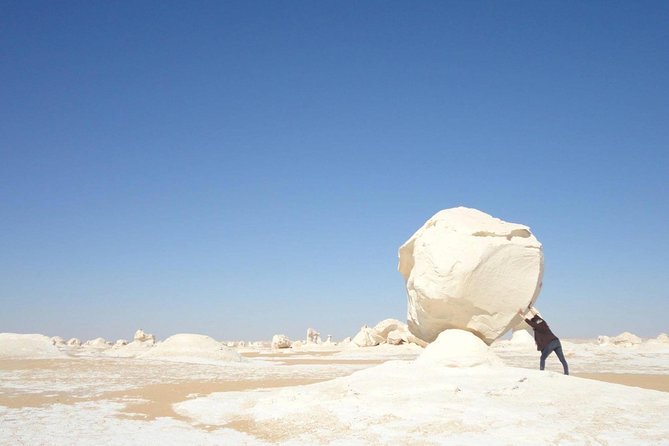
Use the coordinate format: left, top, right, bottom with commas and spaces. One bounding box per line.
398, 207, 543, 344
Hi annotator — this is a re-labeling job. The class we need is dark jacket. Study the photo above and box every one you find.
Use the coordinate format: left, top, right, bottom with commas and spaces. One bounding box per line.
525, 314, 558, 351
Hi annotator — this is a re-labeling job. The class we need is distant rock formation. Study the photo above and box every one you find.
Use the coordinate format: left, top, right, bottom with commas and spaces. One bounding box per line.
271, 334, 291, 349
306, 328, 321, 344
67, 338, 81, 347
352, 325, 385, 347
399, 207, 543, 345
133, 329, 156, 344
140, 334, 243, 362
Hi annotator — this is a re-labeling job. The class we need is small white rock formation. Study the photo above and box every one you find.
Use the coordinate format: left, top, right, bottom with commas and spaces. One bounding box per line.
271, 334, 292, 349
140, 334, 243, 362
291, 340, 304, 349
352, 325, 385, 347
415, 329, 504, 368
113, 339, 128, 348
0, 333, 67, 358
656, 333, 669, 343
83, 337, 111, 349
133, 329, 156, 344
610, 332, 642, 347
597, 335, 611, 345
50, 336, 66, 346
398, 207, 544, 344
67, 338, 81, 347
373, 319, 406, 339
306, 328, 321, 344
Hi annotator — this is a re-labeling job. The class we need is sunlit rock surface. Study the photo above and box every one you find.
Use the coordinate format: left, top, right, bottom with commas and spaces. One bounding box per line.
399, 207, 543, 344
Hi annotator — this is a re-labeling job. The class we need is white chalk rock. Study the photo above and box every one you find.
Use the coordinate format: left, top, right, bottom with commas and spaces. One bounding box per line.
398, 207, 543, 344
0, 333, 67, 358
140, 334, 243, 362
113, 339, 128, 348
133, 329, 156, 344
50, 336, 66, 346
597, 335, 611, 345
387, 329, 408, 345
373, 319, 407, 339
415, 329, 503, 368
291, 340, 304, 349
67, 338, 81, 347
352, 326, 385, 347
306, 328, 321, 344
610, 332, 642, 347
272, 334, 292, 349
656, 333, 669, 343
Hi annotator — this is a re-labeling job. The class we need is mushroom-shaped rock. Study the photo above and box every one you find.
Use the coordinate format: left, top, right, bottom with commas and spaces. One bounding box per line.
134, 329, 156, 344
398, 207, 543, 345
140, 334, 243, 362
352, 326, 385, 347
306, 328, 321, 344
415, 329, 503, 368
271, 334, 291, 349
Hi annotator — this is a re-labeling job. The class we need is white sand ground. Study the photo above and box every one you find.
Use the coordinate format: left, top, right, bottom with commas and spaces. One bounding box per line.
1, 331, 669, 445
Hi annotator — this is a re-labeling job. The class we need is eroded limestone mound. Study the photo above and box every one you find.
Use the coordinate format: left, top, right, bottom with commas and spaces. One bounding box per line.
139, 334, 243, 362
0, 333, 67, 358
399, 207, 543, 344
415, 329, 503, 367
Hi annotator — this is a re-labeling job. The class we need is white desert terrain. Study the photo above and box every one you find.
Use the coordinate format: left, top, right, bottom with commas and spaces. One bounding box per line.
2, 209, 667, 444
1, 328, 669, 445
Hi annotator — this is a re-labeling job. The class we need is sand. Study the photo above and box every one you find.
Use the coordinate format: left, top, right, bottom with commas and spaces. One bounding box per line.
576, 373, 669, 393
3, 339, 669, 445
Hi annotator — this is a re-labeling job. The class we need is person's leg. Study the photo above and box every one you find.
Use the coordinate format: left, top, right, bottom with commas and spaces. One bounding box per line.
540, 339, 558, 371
539, 345, 552, 370
554, 340, 569, 375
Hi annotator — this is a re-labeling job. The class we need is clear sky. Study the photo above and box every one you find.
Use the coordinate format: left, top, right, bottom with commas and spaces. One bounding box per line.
2, 1, 667, 342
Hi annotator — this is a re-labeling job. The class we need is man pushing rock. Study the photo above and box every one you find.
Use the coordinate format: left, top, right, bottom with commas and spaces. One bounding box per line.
518, 306, 569, 375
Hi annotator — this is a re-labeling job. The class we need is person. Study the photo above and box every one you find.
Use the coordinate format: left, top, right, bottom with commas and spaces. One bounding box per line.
517, 306, 569, 375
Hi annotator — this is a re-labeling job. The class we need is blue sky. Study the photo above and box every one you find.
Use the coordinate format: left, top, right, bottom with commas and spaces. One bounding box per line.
2, 1, 667, 341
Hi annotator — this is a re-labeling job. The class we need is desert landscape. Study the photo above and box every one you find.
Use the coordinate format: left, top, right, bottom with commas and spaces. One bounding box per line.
2, 326, 669, 445
4, 3, 667, 445
2, 209, 668, 445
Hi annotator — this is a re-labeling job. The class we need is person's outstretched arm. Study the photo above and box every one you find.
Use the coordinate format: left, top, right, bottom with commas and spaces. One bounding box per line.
518, 308, 539, 329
